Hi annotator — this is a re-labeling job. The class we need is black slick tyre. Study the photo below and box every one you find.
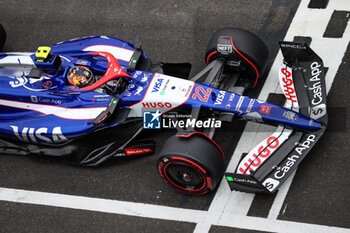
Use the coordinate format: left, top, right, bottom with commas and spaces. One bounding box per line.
157, 134, 224, 195
205, 28, 269, 88
0, 24, 6, 51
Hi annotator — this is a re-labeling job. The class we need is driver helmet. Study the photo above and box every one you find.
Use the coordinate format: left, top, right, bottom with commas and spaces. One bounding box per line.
67, 66, 95, 87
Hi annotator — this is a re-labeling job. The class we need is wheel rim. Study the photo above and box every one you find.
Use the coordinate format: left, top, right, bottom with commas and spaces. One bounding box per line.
166, 163, 204, 189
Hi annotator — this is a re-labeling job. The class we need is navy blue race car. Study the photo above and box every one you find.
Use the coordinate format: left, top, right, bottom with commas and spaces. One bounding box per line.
0, 25, 327, 195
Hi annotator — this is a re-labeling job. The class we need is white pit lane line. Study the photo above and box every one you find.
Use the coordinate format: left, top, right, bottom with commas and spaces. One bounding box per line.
1, 187, 350, 233
267, 0, 350, 221
194, 0, 350, 232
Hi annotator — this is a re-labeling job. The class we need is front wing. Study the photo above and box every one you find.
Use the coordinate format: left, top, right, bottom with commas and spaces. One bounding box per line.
225, 41, 328, 193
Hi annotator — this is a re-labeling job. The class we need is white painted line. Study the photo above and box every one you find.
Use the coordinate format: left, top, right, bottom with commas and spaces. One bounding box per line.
0, 187, 207, 223
218, 214, 350, 233
195, 7, 299, 233
267, 170, 296, 219
265, 0, 350, 221
1, 1, 349, 233
195, 0, 350, 231
193, 177, 231, 233
283, 0, 350, 94
1, 187, 349, 233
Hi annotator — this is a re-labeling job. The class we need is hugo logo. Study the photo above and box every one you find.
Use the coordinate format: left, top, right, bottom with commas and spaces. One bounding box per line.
142, 102, 172, 108
238, 136, 280, 174
281, 68, 298, 103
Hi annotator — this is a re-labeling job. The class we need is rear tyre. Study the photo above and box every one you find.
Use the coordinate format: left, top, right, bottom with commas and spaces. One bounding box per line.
0, 24, 6, 51
157, 134, 224, 195
205, 28, 269, 88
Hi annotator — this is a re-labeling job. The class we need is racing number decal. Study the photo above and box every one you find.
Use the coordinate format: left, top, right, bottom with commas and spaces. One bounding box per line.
192, 86, 212, 102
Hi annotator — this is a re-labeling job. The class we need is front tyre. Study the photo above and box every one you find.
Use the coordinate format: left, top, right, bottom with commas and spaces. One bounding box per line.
0, 24, 6, 51
205, 28, 269, 88
157, 134, 224, 195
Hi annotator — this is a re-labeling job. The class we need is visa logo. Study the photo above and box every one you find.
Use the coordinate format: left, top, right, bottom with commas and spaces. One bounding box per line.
214, 90, 226, 105
152, 78, 163, 93
10, 125, 68, 144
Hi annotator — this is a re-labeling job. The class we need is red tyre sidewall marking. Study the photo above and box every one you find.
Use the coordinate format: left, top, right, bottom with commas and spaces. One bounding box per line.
219, 36, 260, 87
162, 160, 207, 192
206, 51, 218, 64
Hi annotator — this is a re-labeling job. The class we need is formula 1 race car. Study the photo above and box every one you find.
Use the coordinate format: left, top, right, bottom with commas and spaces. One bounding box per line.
0, 25, 327, 195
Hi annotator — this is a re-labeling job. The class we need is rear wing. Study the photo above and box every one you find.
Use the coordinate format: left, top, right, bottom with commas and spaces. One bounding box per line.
225, 41, 328, 193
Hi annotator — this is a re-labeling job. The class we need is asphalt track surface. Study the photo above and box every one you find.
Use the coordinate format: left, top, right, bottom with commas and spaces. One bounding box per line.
0, 0, 349, 232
